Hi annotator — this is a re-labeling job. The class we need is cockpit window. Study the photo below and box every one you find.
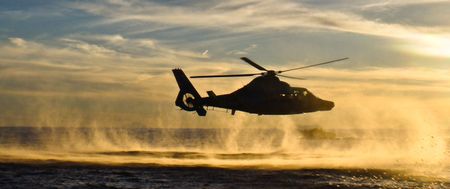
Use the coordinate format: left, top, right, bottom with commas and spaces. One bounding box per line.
279, 88, 313, 98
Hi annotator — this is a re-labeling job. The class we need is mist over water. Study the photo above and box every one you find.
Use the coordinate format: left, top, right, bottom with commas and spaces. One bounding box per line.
1, 94, 448, 182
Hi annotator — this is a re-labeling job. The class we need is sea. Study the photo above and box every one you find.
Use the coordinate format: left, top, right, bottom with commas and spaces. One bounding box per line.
0, 126, 448, 189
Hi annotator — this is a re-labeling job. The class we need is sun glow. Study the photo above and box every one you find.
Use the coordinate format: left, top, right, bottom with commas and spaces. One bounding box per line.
403, 34, 450, 58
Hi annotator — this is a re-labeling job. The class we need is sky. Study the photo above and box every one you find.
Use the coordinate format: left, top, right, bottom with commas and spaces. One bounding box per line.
0, 0, 449, 128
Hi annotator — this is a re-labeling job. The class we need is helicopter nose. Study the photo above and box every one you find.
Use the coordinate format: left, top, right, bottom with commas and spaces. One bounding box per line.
328, 101, 335, 110
319, 100, 334, 111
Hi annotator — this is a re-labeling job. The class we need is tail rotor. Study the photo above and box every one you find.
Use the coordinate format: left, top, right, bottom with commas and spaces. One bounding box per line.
172, 69, 207, 116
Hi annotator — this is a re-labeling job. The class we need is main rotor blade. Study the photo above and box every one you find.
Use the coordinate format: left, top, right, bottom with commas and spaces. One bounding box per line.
278, 57, 348, 73
278, 74, 307, 80
240, 57, 267, 71
190, 73, 262, 78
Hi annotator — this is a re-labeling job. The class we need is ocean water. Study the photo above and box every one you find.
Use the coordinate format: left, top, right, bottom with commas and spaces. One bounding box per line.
0, 127, 448, 188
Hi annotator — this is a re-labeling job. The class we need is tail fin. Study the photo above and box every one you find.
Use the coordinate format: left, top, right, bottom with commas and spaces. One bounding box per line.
172, 69, 207, 116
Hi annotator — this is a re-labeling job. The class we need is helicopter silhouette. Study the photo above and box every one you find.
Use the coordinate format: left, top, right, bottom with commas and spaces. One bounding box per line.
172, 57, 348, 116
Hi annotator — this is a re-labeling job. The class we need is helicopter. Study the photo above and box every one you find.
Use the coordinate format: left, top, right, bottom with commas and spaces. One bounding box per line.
172, 57, 348, 116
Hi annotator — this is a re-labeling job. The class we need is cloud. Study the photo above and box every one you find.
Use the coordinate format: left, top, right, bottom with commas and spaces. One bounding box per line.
227, 44, 257, 55
61, 33, 210, 60
1, 37, 449, 127
0, 37, 220, 99
360, 0, 450, 10
61, 38, 120, 56
93, 34, 127, 44
8, 37, 27, 47
67, 0, 450, 58
138, 39, 157, 49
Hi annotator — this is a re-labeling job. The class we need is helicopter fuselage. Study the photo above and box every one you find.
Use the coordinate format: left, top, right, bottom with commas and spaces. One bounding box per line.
198, 75, 334, 115
173, 68, 334, 116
